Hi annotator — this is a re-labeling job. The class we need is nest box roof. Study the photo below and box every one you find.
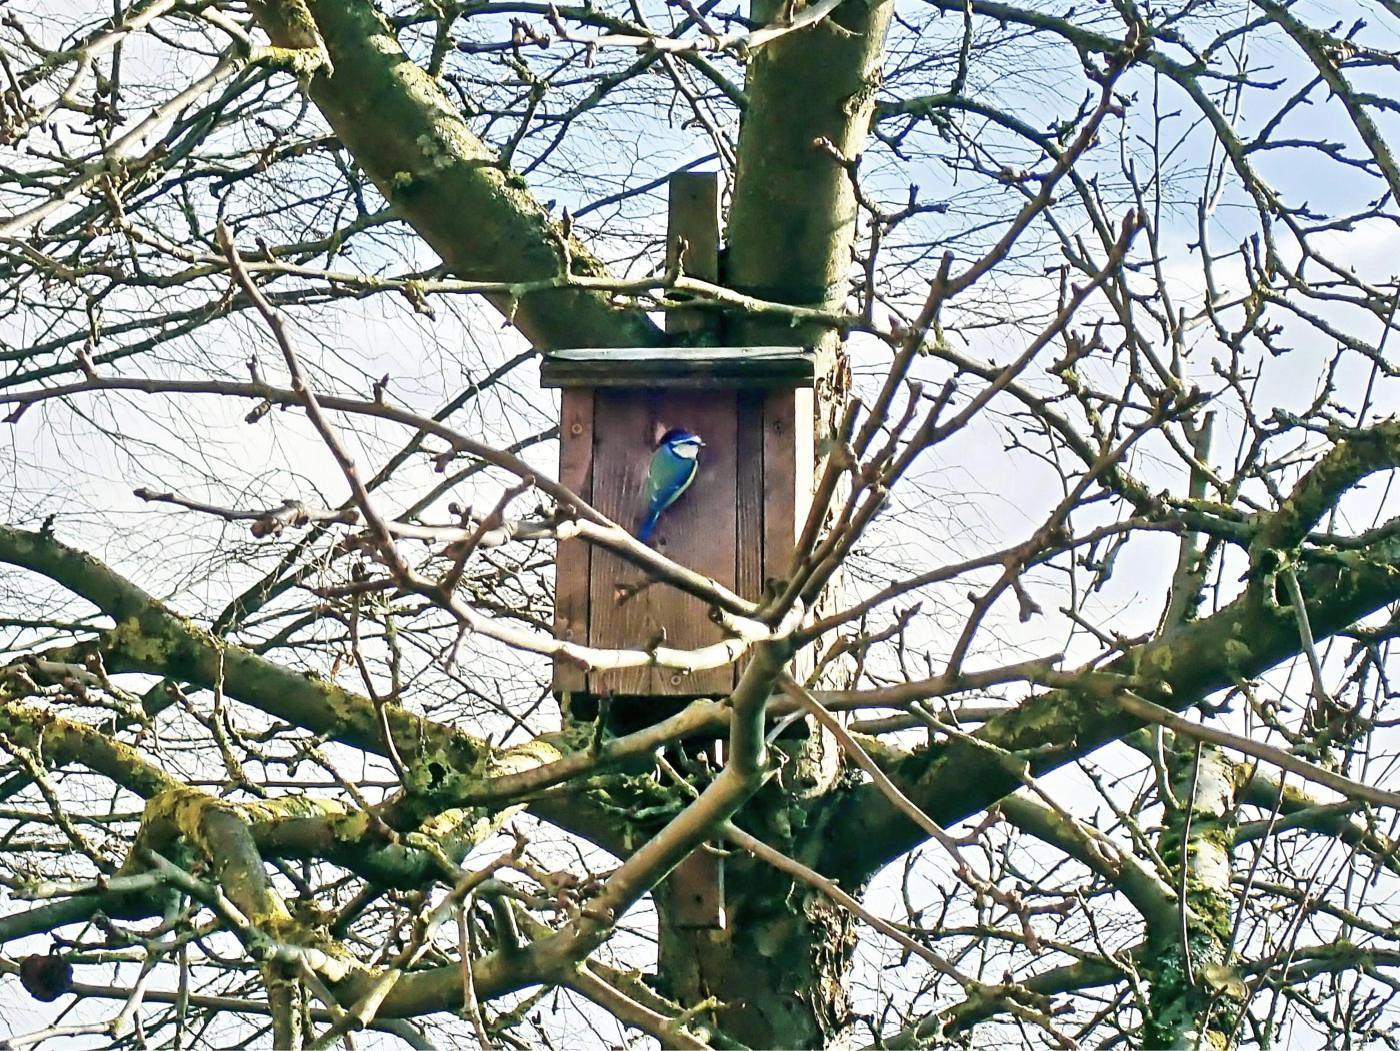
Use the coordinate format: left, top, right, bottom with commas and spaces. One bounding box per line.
540, 346, 816, 389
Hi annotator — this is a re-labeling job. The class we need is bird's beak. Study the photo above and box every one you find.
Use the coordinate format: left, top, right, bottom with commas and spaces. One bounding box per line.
697, 439, 707, 447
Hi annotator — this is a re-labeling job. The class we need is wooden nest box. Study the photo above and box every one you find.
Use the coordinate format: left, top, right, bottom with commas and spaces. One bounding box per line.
545, 345, 815, 700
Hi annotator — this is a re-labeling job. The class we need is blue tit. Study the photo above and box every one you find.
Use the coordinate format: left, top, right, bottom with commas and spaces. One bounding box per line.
637, 427, 705, 543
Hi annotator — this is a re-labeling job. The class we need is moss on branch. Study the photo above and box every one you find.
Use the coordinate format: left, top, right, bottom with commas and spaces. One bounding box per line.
0, 526, 505, 800
0, 695, 177, 800
819, 522, 1400, 884
249, 0, 662, 350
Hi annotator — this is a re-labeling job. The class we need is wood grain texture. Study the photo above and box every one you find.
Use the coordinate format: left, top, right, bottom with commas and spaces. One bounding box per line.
588, 389, 739, 696
765, 387, 815, 679
792, 386, 815, 548
657, 174, 729, 928
667, 850, 727, 929
736, 392, 765, 603
553, 388, 595, 693
666, 171, 720, 337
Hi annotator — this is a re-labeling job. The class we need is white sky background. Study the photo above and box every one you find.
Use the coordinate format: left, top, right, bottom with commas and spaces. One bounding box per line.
1, 0, 1399, 1047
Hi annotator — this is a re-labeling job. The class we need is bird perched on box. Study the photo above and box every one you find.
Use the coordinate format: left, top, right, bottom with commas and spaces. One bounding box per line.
638, 427, 705, 543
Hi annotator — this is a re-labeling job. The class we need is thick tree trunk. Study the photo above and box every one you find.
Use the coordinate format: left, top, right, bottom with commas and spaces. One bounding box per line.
656, 851, 856, 1049
726, 0, 892, 348
653, 738, 855, 1049
1143, 742, 1241, 1050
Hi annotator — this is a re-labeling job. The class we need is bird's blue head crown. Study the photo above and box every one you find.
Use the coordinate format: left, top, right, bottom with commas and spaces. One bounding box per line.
658, 427, 704, 449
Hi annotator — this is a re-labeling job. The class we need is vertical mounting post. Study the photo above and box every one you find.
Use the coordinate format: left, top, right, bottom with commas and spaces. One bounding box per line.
664, 170, 728, 929
665, 171, 721, 338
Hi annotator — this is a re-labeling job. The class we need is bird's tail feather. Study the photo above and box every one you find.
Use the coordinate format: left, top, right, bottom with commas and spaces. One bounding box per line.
637, 508, 661, 543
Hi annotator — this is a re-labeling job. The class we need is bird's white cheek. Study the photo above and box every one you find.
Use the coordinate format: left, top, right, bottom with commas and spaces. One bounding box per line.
674, 446, 700, 460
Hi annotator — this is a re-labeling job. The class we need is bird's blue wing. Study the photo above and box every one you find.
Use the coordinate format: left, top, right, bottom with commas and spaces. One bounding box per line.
645, 447, 698, 514
638, 446, 698, 541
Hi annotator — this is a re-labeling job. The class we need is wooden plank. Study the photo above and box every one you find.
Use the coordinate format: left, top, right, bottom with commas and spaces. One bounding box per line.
663, 174, 728, 929
792, 386, 815, 547
736, 391, 765, 602
666, 171, 720, 337
586, 392, 656, 693
589, 389, 739, 696
764, 387, 814, 682
540, 346, 816, 389
553, 388, 594, 694
668, 850, 727, 929
762, 388, 811, 579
